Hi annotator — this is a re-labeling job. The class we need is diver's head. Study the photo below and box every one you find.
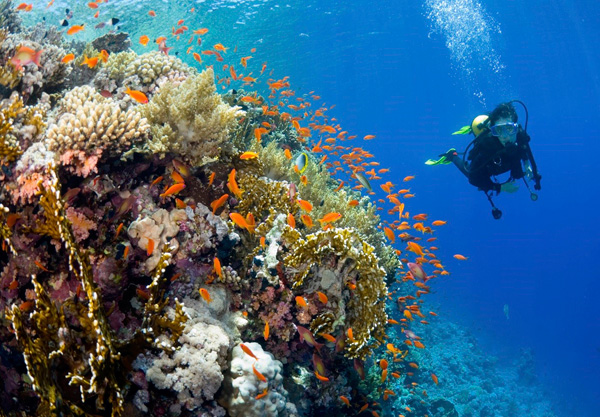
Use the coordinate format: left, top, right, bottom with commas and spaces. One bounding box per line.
489, 102, 518, 145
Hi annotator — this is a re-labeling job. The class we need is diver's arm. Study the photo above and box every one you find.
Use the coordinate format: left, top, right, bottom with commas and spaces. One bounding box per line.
519, 131, 542, 190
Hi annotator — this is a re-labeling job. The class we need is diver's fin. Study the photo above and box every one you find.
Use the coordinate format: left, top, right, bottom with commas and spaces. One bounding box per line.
425, 148, 457, 166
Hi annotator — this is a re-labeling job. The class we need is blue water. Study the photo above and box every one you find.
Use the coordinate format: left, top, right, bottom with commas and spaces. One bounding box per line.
28, 0, 600, 414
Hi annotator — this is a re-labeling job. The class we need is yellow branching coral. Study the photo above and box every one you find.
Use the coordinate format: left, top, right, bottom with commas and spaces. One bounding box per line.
141, 67, 245, 166
9, 165, 188, 415
282, 227, 388, 360
0, 92, 24, 164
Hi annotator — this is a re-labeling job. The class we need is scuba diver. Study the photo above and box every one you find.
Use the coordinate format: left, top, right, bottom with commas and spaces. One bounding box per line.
426, 100, 542, 219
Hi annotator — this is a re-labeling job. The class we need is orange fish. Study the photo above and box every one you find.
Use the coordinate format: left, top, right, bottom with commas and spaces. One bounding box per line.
348, 199, 359, 207
80, 54, 99, 68
252, 364, 267, 382
214, 257, 222, 279
6, 213, 20, 228
229, 213, 250, 230
61, 53, 74, 63
87, 2, 98, 8
192, 52, 202, 64
256, 388, 268, 399
208, 172, 216, 186
124, 87, 149, 104
316, 291, 328, 304
379, 359, 388, 370
160, 183, 185, 198
340, 396, 350, 407
284, 149, 292, 160
264, 321, 270, 341
171, 170, 185, 184
199, 288, 212, 303
295, 296, 307, 308
240, 151, 259, 160
431, 373, 439, 384
67, 24, 85, 35
347, 327, 354, 341
383, 226, 395, 243
363, 134, 376, 140
403, 175, 415, 182
19, 300, 34, 312
193, 28, 209, 35
413, 341, 425, 348
146, 238, 155, 256
148, 10, 156, 16
300, 214, 313, 228
314, 370, 329, 382
287, 213, 296, 229
296, 199, 313, 212
227, 169, 242, 198
122, 245, 130, 259
8, 280, 19, 290
139, 35, 150, 46
453, 254, 468, 260
240, 343, 259, 360
115, 222, 124, 239
210, 194, 229, 214
319, 333, 337, 343
432, 220, 447, 226
318, 212, 342, 225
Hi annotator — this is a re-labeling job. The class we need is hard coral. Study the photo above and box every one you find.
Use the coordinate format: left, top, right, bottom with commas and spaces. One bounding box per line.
45, 85, 149, 160
282, 227, 388, 360
141, 67, 245, 166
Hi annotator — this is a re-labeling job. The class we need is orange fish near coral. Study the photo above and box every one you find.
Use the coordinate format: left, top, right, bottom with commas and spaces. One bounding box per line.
80, 54, 99, 68
316, 291, 328, 304
210, 194, 228, 214
240, 151, 259, 160
124, 87, 149, 104
61, 53, 74, 63
67, 24, 85, 35
318, 212, 342, 225
227, 169, 243, 198
10, 46, 43, 69
264, 321, 270, 341
213, 257, 222, 279
139, 35, 150, 46
199, 288, 212, 303
241, 343, 259, 360
252, 364, 267, 382
295, 295, 307, 308
160, 183, 185, 198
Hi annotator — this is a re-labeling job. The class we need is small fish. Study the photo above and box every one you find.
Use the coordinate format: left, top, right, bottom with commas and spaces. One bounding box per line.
61, 53, 74, 63
348, 199, 359, 207
431, 373, 439, 385
294, 152, 308, 173
300, 214, 313, 228
347, 327, 354, 341
193, 28, 209, 35
10, 46, 43, 70
213, 257, 222, 279
318, 212, 342, 225
100, 89, 112, 98
363, 134, 376, 140
296, 199, 313, 212
227, 169, 243, 198
314, 370, 329, 382
340, 396, 351, 407
453, 254, 468, 260
355, 172, 372, 192
316, 291, 328, 304
229, 213, 251, 231
159, 183, 185, 198
146, 238, 155, 256
240, 151, 259, 160
80, 54, 99, 68
284, 148, 292, 160
384, 226, 395, 243
124, 87, 149, 104
213, 43, 228, 52
241, 343, 259, 360
255, 388, 268, 399
8, 280, 19, 290
379, 359, 388, 370
210, 194, 229, 214
139, 35, 150, 46
34, 260, 50, 272
403, 175, 415, 182
319, 333, 337, 343
252, 364, 267, 382
264, 321, 269, 341
98, 49, 109, 63
296, 325, 324, 352
94, 17, 119, 29
67, 24, 85, 35
208, 172, 216, 186
199, 288, 212, 303
6, 213, 20, 228
115, 222, 124, 239
295, 295, 307, 308
148, 10, 156, 17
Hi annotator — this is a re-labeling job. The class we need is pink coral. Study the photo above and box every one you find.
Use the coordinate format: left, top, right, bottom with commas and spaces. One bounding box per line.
65, 206, 97, 242
60, 149, 102, 177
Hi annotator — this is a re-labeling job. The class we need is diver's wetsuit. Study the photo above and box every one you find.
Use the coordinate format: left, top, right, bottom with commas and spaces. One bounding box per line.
452, 129, 532, 193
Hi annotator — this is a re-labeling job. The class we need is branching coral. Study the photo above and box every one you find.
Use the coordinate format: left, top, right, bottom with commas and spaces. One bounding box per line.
141, 67, 245, 166
282, 227, 388, 360
45, 85, 149, 161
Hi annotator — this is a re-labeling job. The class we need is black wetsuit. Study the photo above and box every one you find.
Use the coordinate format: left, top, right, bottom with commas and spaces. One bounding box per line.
453, 128, 536, 193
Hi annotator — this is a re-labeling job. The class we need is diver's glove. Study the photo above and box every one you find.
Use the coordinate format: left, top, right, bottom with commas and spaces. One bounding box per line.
500, 182, 519, 194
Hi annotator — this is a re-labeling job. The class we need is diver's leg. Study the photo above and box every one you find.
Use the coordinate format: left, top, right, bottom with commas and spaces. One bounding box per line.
450, 154, 469, 178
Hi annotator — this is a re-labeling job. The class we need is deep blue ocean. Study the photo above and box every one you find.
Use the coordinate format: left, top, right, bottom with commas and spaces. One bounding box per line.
25, 0, 600, 415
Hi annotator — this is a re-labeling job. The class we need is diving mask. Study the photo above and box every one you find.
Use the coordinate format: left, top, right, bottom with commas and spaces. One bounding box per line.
490, 122, 518, 137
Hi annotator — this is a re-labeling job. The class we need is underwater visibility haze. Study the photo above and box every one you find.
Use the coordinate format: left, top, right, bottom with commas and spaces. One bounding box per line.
0, 0, 599, 416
